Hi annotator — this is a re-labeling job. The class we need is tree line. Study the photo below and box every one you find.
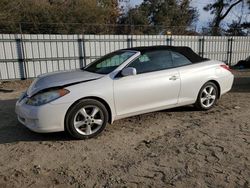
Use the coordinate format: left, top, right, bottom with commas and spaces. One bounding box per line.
0, 0, 249, 35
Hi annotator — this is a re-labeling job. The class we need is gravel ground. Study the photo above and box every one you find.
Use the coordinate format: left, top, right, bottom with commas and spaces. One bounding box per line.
0, 70, 249, 188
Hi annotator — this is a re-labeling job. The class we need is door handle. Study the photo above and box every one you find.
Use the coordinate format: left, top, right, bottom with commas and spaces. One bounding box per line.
169, 75, 179, 81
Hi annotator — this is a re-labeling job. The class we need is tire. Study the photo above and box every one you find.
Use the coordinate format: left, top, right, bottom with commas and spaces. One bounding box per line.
65, 99, 108, 139
195, 82, 219, 110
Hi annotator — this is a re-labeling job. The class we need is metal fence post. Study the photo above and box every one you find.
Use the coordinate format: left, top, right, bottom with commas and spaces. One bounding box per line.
198, 38, 202, 57
77, 36, 84, 68
127, 36, 133, 48
82, 35, 87, 67
166, 35, 172, 46
198, 36, 205, 58
17, 23, 27, 80
230, 38, 233, 67
227, 37, 233, 66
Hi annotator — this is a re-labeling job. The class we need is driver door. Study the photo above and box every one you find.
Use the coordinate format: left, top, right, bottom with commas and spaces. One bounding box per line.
114, 50, 180, 117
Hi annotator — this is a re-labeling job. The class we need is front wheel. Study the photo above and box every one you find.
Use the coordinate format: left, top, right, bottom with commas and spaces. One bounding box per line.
195, 82, 219, 110
65, 99, 108, 139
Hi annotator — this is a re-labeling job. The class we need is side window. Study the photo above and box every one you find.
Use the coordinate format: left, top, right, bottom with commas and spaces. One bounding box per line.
128, 50, 173, 74
171, 52, 192, 67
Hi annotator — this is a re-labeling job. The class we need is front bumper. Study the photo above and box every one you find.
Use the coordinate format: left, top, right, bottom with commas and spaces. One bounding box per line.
15, 98, 70, 133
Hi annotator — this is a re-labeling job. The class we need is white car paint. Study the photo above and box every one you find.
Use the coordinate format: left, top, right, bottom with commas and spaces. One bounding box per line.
114, 67, 180, 118
15, 50, 234, 133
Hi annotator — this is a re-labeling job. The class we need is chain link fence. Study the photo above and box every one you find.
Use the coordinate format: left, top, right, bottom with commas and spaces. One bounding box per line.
1, 22, 249, 36
0, 23, 249, 80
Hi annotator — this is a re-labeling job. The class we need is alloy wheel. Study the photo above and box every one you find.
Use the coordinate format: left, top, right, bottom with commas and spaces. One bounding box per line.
73, 105, 104, 136
200, 85, 217, 108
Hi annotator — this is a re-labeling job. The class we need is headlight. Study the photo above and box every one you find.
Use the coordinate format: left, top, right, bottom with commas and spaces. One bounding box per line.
26, 89, 69, 106
18, 92, 27, 102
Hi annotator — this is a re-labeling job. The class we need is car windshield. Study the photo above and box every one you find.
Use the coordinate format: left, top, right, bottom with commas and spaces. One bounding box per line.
84, 51, 137, 74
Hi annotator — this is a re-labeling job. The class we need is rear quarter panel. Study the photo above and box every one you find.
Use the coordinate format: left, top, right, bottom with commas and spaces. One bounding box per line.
177, 60, 233, 105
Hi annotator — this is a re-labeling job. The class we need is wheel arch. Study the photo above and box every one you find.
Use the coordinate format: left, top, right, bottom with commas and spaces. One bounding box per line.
196, 80, 221, 101
194, 79, 221, 110
65, 96, 113, 125
207, 80, 221, 99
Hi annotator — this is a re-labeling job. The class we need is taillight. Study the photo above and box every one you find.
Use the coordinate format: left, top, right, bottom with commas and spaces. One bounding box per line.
220, 64, 231, 72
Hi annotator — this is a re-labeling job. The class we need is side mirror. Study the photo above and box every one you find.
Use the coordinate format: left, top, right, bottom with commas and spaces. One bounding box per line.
121, 67, 137, 77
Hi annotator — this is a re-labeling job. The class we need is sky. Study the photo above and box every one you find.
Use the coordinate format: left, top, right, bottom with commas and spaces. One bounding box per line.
122, 0, 250, 30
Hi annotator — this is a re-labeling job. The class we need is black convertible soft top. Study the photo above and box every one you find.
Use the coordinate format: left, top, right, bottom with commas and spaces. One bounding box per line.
125, 45, 208, 63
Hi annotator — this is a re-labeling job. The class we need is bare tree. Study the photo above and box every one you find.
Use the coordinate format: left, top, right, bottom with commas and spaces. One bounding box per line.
204, 0, 244, 35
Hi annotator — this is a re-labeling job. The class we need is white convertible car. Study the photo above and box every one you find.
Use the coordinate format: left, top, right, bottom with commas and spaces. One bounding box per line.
16, 46, 234, 139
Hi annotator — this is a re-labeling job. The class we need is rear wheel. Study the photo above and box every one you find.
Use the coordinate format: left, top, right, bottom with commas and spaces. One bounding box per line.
195, 82, 218, 110
65, 99, 108, 139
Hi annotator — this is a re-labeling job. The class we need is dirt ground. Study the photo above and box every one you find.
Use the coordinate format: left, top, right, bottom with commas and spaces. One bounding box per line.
0, 70, 250, 188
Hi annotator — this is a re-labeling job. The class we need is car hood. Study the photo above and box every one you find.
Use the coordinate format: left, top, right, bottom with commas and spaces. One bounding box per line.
27, 69, 103, 97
